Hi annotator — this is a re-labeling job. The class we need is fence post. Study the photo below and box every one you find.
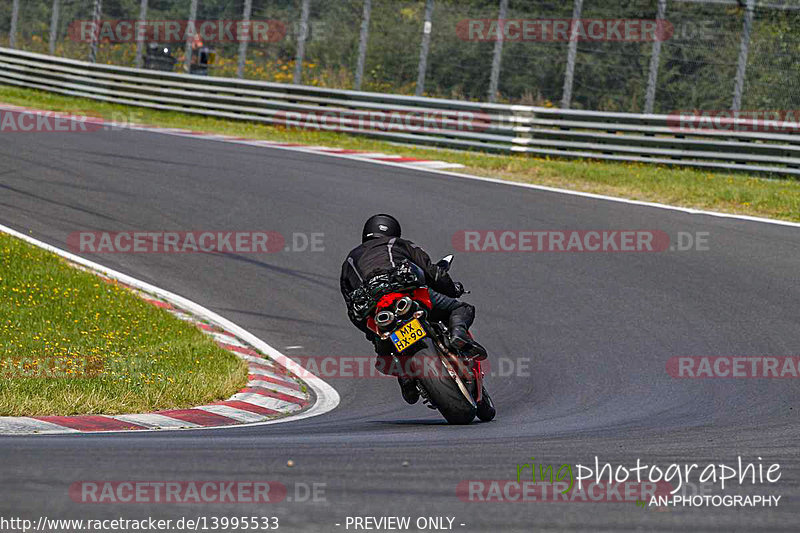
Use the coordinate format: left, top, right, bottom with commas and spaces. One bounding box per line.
487, 0, 509, 103
415, 0, 435, 96
183, 0, 199, 74
88, 0, 102, 63
134, 0, 148, 68
560, 0, 583, 109
9, 0, 19, 49
354, 0, 372, 91
732, 0, 755, 112
237, 0, 253, 78
48, 0, 60, 55
643, 0, 667, 114
294, 0, 311, 84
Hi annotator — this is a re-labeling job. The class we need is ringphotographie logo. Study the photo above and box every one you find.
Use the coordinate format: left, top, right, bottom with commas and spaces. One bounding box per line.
66, 231, 324, 254
464, 456, 784, 506
456, 19, 674, 42
67, 20, 287, 43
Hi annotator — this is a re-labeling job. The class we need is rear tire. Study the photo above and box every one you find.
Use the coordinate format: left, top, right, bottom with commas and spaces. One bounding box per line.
411, 341, 476, 425
476, 386, 496, 422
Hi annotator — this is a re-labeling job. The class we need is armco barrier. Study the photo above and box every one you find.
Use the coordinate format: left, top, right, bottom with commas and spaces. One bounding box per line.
1, 47, 798, 177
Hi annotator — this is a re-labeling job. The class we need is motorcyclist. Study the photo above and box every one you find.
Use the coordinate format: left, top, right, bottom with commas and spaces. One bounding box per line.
340, 214, 487, 404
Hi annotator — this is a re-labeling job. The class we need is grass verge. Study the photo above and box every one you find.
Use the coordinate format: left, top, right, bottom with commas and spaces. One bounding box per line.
0, 231, 248, 417
0, 85, 798, 222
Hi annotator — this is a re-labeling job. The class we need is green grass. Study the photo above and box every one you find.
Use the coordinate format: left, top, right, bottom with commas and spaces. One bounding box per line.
1, 84, 799, 222
0, 232, 248, 416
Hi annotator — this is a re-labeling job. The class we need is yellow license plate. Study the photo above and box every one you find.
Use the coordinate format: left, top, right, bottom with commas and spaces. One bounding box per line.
390, 318, 427, 352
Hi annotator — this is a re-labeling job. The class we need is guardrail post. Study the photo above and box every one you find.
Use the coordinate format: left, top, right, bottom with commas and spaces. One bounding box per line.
88, 0, 102, 63
511, 106, 534, 149
487, 0, 509, 103
354, 0, 372, 90
732, 0, 755, 112
415, 0, 435, 96
560, 0, 583, 109
237, 0, 253, 78
294, 0, 311, 84
49, 0, 60, 55
183, 0, 199, 74
644, 0, 667, 114
134, 0, 148, 68
9, 0, 19, 49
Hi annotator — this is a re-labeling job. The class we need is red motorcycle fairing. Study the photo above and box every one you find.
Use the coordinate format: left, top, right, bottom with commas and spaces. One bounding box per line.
366, 287, 432, 333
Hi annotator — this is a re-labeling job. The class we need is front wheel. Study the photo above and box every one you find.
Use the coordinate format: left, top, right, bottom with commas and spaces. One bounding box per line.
410, 340, 476, 425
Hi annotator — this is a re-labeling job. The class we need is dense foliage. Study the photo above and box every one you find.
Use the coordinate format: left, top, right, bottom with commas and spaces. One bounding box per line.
2, 0, 798, 111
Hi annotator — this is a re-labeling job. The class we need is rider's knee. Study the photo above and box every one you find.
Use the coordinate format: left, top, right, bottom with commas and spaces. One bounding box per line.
457, 301, 475, 313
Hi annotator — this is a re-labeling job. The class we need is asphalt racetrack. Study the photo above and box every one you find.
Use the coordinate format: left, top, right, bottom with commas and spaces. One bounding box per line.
1, 125, 798, 532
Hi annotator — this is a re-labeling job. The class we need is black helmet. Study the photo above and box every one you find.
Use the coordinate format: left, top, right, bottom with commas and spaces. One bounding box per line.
362, 214, 401, 242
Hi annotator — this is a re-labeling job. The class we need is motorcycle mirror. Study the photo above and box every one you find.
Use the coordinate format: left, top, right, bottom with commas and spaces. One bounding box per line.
436, 254, 454, 271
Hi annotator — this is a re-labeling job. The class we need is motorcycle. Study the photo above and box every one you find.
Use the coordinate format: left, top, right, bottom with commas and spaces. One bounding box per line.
366, 255, 496, 425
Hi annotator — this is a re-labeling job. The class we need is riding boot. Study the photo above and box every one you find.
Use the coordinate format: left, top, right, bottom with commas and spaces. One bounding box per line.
448, 303, 487, 360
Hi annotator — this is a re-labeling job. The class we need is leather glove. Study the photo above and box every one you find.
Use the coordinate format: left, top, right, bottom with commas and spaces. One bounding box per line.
453, 281, 466, 297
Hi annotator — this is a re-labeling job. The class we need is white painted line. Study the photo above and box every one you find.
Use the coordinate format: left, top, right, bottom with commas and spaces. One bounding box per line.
195, 405, 267, 423
310, 147, 354, 152
404, 161, 465, 169
135, 118, 796, 228
358, 154, 402, 159
140, 121, 798, 229
335, 158, 800, 228
141, 127, 189, 134
248, 380, 306, 399
113, 413, 202, 429
0, 417, 80, 434
249, 140, 290, 146
339, 152, 390, 158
